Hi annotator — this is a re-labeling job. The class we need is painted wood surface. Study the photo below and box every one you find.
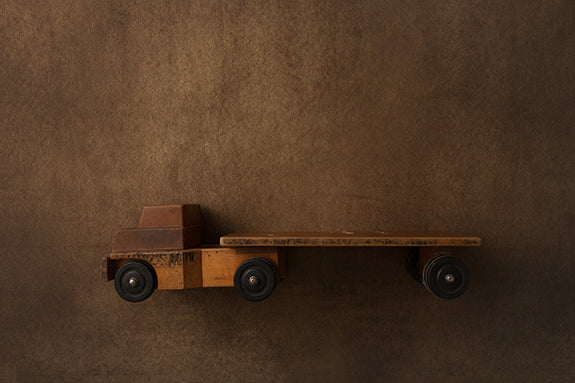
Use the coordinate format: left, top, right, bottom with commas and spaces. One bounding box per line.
220, 231, 481, 247
104, 246, 283, 290
201, 247, 280, 287
107, 250, 201, 290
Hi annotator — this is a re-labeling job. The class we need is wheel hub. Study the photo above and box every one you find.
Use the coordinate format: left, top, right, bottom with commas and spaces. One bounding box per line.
248, 275, 259, 286
422, 255, 469, 299
444, 274, 455, 283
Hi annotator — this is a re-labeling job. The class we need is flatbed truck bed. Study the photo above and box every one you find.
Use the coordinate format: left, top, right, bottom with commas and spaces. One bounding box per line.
220, 231, 481, 247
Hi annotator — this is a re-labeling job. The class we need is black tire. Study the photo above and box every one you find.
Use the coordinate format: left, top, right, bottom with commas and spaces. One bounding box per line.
422, 255, 469, 299
234, 257, 278, 302
405, 248, 422, 283
114, 261, 157, 302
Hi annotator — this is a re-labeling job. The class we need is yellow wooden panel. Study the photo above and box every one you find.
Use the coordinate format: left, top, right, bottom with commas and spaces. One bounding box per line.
108, 250, 191, 290
183, 249, 203, 289
201, 247, 279, 287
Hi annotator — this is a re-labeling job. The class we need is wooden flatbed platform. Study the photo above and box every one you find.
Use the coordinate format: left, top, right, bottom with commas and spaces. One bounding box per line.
220, 231, 481, 247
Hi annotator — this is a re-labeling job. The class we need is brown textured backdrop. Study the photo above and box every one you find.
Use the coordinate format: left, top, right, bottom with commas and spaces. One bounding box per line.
1, 1, 574, 382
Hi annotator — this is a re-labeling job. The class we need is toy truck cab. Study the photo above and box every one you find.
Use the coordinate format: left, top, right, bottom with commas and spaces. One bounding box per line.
101, 204, 284, 302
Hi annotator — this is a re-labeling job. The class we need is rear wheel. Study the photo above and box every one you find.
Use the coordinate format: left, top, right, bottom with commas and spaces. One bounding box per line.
114, 261, 157, 302
422, 255, 469, 299
234, 257, 277, 302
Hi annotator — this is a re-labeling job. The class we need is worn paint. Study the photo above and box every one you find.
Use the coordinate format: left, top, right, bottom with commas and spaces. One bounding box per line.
107, 250, 200, 290
232, 231, 481, 247
221, 236, 481, 247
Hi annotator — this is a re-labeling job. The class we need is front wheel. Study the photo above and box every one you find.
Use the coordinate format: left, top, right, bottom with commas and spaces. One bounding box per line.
114, 261, 157, 302
422, 255, 469, 299
234, 257, 278, 302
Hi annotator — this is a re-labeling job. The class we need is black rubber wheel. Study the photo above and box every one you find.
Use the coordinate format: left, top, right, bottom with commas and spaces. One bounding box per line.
114, 261, 157, 302
234, 257, 277, 302
405, 248, 422, 283
422, 255, 469, 299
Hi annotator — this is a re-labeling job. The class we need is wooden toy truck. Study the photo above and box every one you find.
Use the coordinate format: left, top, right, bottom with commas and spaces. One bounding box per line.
101, 204, 481, 302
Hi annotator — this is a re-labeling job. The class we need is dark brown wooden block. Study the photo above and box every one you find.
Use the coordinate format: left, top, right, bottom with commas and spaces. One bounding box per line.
113, 225, 202, 251
138, 204, 201, 228
112, 204, 203, 251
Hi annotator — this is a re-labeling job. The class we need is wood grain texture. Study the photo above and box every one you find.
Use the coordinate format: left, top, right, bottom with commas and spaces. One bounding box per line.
138, 204, 201, 227
201, 247, 279, 287
107, 250, 202, 290
113, 225, 202, 251
105, 247, 281, 289
220, 232, 481, 247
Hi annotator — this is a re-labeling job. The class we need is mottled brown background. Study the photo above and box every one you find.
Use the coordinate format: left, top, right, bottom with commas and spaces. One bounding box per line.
1, 0, 574, 382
